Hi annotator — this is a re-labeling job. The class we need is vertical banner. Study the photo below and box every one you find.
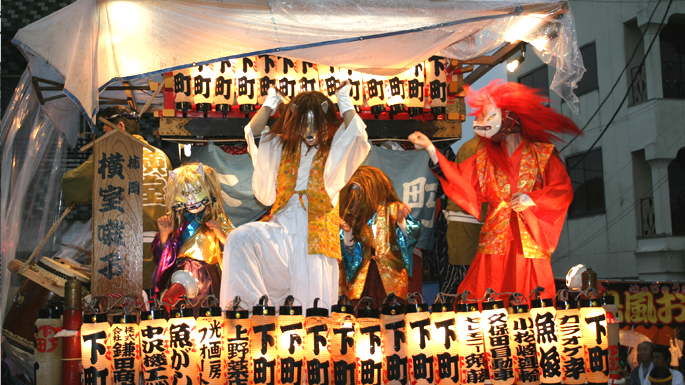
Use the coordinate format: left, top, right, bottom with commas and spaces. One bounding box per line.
276, 303, 305, 385
111, 315, 140, 385
318, 66, 340, 103
556, 299, 586, 385
197, 307, 225, 385
431, 301, 459, 385
457, 303, 486, 385
81, 314, 112, 385
214, 60, 236, 114
225, 309, 252, 385
481, 300, 515, 385
381, 302, 408, 385
298, 61, 319, 93
304, 303, 331, 385
140, 310, 171, 385
580, 299, 609, 384
92, 130, 143, 298
168, 308, 198, 384
330, 305, 356, 385
276, 57, 299, 100
257, 55, 278, 105
530, 299, 562, 385
406, 302, 434, 385
508, 304, 539, 385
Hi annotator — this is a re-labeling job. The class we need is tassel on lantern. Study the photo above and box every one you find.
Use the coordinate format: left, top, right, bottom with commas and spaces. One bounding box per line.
276, 295, 305, 385
431, 294, 458, 385
405, 293, 434, 385
225, 297, 252, 385
381, 294, 408, 385
355, 297, 384, 385
251, 295, 278, 385
304, 298, 332, 385
330, 296, 357, 385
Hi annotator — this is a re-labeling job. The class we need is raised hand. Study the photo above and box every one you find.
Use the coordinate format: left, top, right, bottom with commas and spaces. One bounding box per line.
205, 220, 228, 244
408, 131, 433, 150
157, 215, 174, 245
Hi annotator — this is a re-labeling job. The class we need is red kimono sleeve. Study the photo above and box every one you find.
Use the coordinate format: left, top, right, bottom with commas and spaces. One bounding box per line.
520, 154, 573, 253
434, 149, 483, 220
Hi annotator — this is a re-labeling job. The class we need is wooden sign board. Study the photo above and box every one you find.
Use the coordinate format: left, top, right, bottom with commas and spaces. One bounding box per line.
91, 129, 144, 298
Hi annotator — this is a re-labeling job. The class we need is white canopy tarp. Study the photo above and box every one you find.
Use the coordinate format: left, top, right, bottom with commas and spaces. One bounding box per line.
12, 0, 584, 144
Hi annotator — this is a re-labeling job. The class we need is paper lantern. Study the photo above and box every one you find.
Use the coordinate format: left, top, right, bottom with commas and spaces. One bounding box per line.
425, 56, 447, 119
602, 295, 621, 375
140, 309, 171, 385
257, 55, 278, 105
168, 308, 198, 384
225, 305, 252, 385
304, 299, 331, 385
276, 298, 305, 385
356, 300, 384, 385
405, 301, 434, 385
298, 61, 320, 93
403, 62, 426, 117
81, 314, 112, 385
363, 73, 387, 117
384, 73, 406, 115
192, 64, 216, 115
556, 298, 586, 385
110, 314, 140, 385
340, 69, 364, 112
580, 299, 609, 384
457, 303, 486, 385
34, 307, 63, 385
251, 297, 278, 385
507, 304, 539, 385
530, 298, 561, 384
214, 60, 236, 116
236, 56, 259, 114
330, 300, 357, 385
318, 66, 341, 103
197, 305, 225, 385
276, 57, 299, 100
381, 299, 408, 385
173, 67, 193, 115
431, 299, 458, 385
482, 299, 515, 385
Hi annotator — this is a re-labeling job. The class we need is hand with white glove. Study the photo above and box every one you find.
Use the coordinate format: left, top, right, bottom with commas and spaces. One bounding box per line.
511, 192, 536, 212
408, 131, 438, 164
262, 86, 284, 116
336, 80, 354, 115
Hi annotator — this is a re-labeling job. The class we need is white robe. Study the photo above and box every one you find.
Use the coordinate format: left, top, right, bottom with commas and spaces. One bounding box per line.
221, 115, 370, 310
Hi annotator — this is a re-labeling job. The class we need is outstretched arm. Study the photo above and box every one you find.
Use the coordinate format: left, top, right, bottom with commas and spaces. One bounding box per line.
408, 131, 439, 164
248, 87, 284, 136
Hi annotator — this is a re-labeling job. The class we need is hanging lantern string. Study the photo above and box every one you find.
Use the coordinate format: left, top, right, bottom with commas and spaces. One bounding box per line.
528, 286, 547, 301
230, 296, 246, 312
406, 291, 426, 305
200, 294, 220, 309
102, 294, 144, 314
354, 296, 376, 313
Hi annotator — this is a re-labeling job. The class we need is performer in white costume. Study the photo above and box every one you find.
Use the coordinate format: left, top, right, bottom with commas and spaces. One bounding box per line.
221, 82, 370, 309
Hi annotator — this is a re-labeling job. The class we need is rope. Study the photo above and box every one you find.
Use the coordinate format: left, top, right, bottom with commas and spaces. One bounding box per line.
19, 204, 75, 274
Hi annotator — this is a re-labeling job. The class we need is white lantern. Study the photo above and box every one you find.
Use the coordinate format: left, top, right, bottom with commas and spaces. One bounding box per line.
405, 301, 434, 385
340, 69, 364, 113
236, 56, 259, 114
507, 304, 540, 385
556, 299, 586, 385
304, 299, 331, 385
355, 300, 384, 385
580, 298, 609, 384
431, 299, 458, 385
173, 67, 193, 116
425, 56, 448, 119
318, 66, 341, 103
257, 55, 278, 105
276, 57, 299, 100
110, 314, 140, 385
168, 308, 198, 384
298, 61, 320, 93
81, 314, 112, 385
381, 299, 408, 385
276, 298, 305, 385
251, 297, 278, 385
385, 73, 406, 115
530, 298, 561, 385
34, 307, 63, 385
363, 73, 387, 118
192, 64, 216, 116
330, 300, 356, 385
457, 302, 486, 385
403, 62, 426, 117
197, 305, 225, 384
482, 299, 515, 385
140, 309, 171, 385
214, 60, 236, 116
225, 304, 252, 385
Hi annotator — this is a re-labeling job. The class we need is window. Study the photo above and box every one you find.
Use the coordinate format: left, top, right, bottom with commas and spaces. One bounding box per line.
567, 149, 606, 217
576, 43, 599, 96
668, 148, 685, 235
660, 21, 685, 99
518, 64, 549, 99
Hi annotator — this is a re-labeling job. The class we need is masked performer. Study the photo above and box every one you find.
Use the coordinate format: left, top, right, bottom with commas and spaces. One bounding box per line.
221, 82, 370, 309
338, 165, 420, 304
152, 163, 234, 300
409, 80, 581, 298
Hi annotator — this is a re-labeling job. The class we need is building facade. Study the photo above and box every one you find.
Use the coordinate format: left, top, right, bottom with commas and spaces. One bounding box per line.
508, 1, 685, 281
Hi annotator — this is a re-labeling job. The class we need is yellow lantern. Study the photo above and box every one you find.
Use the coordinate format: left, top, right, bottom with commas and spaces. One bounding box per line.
225, 299, 252, 385
580, 298, 609, 384
362, 73, 387, 118
381, 297, 408, 385
403, 62, 426, 117
236, 56, 259, 114
602, 295, 621, 375
168, 307, 198, 384
356, 298, 384, 385
251, 296, 278, 385
530, 298, 561, 384
81, 313, 112, 385
298, 61, 320, 93
405, 300, 434, 385
330, 298, 356, 385
482, 299, 515, 385
34, 307, 62, 385
140, 309, 171, 385
431, 298, 458, 385
556, 298, 585, 385
340, 68, 364, 113
276, 297, 305, 385
457, 302, 486, 385
110, 314, 140, 385
425, 56, 447, 119
173, 67, 193, 116
507, 303, 539, 385
384, 73, 406, 115
197, 304, 225, 384
318, 66, 341, 103
276, 57, 299, 100
214, 60, 236, 116
257, 55, 278, 105
304, 298, 332, 385
192, 64, 216, 116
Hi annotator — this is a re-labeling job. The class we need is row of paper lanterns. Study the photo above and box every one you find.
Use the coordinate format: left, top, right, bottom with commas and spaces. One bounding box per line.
79, 296, 620, 385
172, 55, 450, 116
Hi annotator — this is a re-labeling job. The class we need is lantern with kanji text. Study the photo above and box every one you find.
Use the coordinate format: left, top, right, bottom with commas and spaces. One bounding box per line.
276, 57, 299, 100
507, 302, 539, 385
403, 62, 426, 117
431, 296, 458, 385
405, 295, 434, 385
385, 73, 406, 115
34, 306, 63, 385
225, 297, 252, 385
140, 309, 171, 385
81, 313, 113, 385
355, 297, 384, 385
381, 294, 408, 385
602, 295, 620, 376
330, 296, 356, 385
318, 66, 341, 103
192, 64, 216, 116
197, 299, 225, 385
304, 298, 331, 385
110, 314, 139, 385
363, 73, 387, 118
556, 297, 585, 385
236, 56, 259, 115
257, 55, 278, 105
457, 301, 486, 385
168, 307, 198, 385
482, 295, 515, 385
173, 67, 193, 116
251, 295, 278, 385
214, 60, 236, 116
340, 69, 364, 113
298, 61, 319, 93
426, 56, 447, 119
580, 298, 609, 384
530, 297, 561, 384
276, 296, 305, 385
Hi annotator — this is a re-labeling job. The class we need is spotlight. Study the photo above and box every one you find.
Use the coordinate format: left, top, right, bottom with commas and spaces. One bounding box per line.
507, 47, 526, 73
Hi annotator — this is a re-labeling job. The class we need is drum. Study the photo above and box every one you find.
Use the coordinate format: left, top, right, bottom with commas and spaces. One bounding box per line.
35, 257, 90, 289
2, 279, 60, 353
